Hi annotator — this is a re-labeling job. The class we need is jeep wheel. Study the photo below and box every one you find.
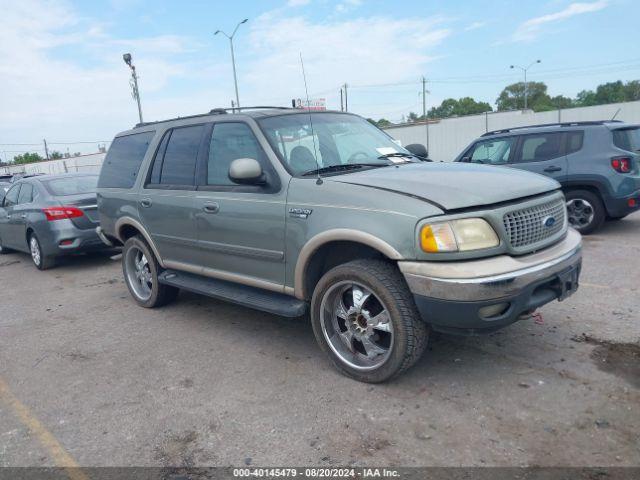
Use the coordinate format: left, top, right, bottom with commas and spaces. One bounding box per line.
311, 259, 428, 383
122, 235, 178, 308
566, 190, 605, 235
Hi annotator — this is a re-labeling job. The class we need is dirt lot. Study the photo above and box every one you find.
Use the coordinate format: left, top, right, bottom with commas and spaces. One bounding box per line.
1, 215, 639, 468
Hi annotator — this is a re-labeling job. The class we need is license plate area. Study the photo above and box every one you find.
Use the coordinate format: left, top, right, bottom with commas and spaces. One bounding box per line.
555, 263, 580, 301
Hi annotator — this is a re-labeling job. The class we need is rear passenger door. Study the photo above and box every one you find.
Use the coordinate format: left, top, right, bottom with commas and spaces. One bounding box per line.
11, 182, 35, 247
139, 123, 207, 267
194, 121, 287, 288
512, 132, 568, 183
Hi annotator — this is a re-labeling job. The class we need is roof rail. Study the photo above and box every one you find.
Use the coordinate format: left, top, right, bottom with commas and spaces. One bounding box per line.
481, 120, 623, 137
133, 106, 293, 128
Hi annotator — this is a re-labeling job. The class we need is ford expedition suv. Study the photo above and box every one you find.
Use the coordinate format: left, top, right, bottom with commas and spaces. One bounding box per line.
97, 107, 582, 383
454, 121, 640, 234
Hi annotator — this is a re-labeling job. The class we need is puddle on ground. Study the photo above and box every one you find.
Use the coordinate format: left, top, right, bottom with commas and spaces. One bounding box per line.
573, 334, 640, 388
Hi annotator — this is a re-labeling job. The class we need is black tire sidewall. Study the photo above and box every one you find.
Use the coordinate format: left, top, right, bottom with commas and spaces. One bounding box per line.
566, 190, 605, 234
310, 260, 427, 383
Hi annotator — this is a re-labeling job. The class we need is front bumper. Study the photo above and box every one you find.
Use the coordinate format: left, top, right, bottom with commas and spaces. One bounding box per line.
399, 229, 582, 334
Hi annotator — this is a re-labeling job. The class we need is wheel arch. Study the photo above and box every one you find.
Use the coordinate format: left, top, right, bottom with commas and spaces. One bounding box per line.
115, 217, 165, 268
294, 229, 403, 300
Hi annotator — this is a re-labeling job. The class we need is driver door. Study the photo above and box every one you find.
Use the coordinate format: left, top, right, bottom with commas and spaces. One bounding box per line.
0, 184, 22, 249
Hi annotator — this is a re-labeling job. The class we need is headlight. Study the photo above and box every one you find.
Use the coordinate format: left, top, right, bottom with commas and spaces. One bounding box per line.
420, 218, 499, 253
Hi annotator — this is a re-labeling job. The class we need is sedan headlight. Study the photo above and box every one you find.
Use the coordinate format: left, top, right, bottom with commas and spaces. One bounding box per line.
420, 218, 499, 253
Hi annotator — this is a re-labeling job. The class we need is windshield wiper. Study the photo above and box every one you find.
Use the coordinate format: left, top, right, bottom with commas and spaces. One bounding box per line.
301, 163, 390, 177
377, 152, 414, 160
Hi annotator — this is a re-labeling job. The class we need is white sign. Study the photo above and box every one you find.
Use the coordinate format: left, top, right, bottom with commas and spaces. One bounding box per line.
292, 98, 327, 111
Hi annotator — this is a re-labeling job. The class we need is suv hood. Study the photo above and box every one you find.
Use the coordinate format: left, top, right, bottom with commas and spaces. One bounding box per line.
330, 162, 560, 211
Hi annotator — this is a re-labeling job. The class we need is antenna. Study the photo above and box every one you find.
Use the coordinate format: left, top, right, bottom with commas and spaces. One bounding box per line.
300, 52, 322, 184
611, 108, 621, 121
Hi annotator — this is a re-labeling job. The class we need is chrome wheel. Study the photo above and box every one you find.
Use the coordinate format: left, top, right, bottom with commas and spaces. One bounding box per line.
30, 236, 41, 266
567, 198, 595, 228
125, 246, 153, 301
320, 281, 394, 371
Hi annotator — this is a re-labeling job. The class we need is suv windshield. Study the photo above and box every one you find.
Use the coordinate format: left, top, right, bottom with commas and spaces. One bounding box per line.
613, 127, 640, 152
258, 113, 415, 176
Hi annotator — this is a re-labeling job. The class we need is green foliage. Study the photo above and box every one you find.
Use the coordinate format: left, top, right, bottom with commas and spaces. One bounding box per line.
13, 152, 44, 164
575, 80, 640, 107
366, 118, 393, 128
50, 151, 64, 159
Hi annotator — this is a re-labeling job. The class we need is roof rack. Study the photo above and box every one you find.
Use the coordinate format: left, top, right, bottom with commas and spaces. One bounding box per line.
481, 120, 623, 137
134, 106, 293, 128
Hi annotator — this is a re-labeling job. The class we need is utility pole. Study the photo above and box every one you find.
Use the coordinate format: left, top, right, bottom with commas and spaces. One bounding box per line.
343, 83, 348, 112
231, 99, 236, 113
421, 77, 429, 156
43, 139, 50, 161
340, 88, 344, 112
215, 19, 248, 110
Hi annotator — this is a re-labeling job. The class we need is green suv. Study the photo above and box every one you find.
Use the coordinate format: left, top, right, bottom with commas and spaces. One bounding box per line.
97, 108, 582, 382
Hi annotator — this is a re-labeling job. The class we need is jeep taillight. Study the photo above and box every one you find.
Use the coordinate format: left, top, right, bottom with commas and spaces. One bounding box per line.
611, 156, 631, 173
43, 206, 84, 221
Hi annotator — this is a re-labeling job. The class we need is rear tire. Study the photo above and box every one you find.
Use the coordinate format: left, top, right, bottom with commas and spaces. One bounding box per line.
29, 233, 55, 270
310, 259, 429, 383
0, 235, 12, 254
565, 190, 605, 235
122, 235, 178, 308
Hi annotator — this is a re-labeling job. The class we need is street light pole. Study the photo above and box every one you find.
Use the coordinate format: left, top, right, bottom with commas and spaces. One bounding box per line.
510, 59, 541, 110
122, 53, 144, 124
215, 18, 248, 111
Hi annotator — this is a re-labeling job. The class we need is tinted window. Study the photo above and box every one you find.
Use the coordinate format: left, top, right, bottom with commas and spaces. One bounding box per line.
519, 133, 562, 162
98, 131, 155, 188
17, 183, 33, 204
469, 137, 514, 165
208, 123, 262, 185
44, 176, 98, 196
3, 185, 20, 207
566, 131, 584, 154
613, 127, 640, 152
157, 125, 203, 186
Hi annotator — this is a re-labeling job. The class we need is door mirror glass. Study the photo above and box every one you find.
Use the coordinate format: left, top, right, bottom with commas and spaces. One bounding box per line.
405, 143, 429, 160
229, 158, 265, 184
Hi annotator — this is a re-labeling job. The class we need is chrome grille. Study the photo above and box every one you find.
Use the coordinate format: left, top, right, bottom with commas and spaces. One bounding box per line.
503, 198, 566, 248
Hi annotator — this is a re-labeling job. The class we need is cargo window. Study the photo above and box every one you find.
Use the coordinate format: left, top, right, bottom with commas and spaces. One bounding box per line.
613, 127, 640, 152
518, 133, 563, 162
155, 125, 204, 187
98, 131, 155, 188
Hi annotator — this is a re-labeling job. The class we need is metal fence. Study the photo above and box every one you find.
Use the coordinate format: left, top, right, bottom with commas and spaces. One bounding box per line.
383, 100, 640, 162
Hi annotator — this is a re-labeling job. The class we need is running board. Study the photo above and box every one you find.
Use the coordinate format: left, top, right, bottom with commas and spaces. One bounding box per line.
157, 270, 308, 318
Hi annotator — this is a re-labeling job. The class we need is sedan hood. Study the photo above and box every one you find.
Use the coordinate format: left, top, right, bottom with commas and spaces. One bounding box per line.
330, 162, 560, 211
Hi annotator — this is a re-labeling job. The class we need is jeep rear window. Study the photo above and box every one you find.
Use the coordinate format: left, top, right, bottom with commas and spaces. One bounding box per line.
98, 131, 155, 188
613, 127, 640, 153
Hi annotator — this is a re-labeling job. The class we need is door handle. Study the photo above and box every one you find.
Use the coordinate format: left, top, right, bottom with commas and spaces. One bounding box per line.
202, 202, 220, 214
544, 166, 562, 172
20, 214, 26, 219
140, 198, 152, 208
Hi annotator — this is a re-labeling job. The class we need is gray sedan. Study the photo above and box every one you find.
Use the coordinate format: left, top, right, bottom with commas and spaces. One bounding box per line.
0, 173, 109, 269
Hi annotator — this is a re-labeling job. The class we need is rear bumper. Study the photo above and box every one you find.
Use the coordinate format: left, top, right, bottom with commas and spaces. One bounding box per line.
40, 221, 109, 256
604, 189, 640, 217
399, 229, 582, 334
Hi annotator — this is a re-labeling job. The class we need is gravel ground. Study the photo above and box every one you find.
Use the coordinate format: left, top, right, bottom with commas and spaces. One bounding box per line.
0, 214, 638, 468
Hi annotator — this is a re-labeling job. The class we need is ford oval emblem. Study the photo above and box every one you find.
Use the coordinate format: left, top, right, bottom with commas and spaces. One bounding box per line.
543, 216, 556, 228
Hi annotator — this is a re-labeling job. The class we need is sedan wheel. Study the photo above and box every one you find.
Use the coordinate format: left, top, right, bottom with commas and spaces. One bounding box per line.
29, 234, 54, 270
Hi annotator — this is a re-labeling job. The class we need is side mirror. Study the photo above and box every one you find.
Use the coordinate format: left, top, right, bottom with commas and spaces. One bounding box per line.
460, 156, 471, 162
405, 143, 429, 161
229, 158, 265, 185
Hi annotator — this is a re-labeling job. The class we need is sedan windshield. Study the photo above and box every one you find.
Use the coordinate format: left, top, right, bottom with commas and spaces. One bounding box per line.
258, 113, 416, 176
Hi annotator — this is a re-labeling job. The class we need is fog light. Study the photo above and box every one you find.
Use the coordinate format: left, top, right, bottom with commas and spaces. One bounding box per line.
479, 303, 509, 319
628, 198, 637, 208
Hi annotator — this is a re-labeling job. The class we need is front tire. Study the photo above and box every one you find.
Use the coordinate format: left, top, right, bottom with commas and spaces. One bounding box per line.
0, 234, 13, 254
310, 259, 429, 383
565, 190, 605, 235
29, 234, 55, 270
122, 235, 178, 308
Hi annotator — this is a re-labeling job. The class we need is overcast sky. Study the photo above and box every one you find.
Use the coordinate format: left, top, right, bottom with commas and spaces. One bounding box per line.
1, 0, 639, 159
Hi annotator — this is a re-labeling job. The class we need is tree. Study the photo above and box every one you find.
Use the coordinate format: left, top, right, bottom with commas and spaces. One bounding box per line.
428, 97, 492, 118
13, 152, 43, 164
50, 151, 63, 159
496, 81, 551, 111
575, 80, 640, 107
366, 118, 393, 128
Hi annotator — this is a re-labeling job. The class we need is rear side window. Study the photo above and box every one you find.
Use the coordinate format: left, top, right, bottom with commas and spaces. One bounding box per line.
149, 125, 204, 187
44, 176, 98, 196
518, 133, 562, 162
566, 131, 584, 154
98, 131, 155, 188
17, 183, 33, 203
613, 128, 640, 152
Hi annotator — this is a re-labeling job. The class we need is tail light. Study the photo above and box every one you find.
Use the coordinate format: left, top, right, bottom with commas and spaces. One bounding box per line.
611, 156, 632, 173
43, 206, 84, 221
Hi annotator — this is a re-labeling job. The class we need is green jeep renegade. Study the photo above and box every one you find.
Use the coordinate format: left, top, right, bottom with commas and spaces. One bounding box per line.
97, 107, 582, 383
